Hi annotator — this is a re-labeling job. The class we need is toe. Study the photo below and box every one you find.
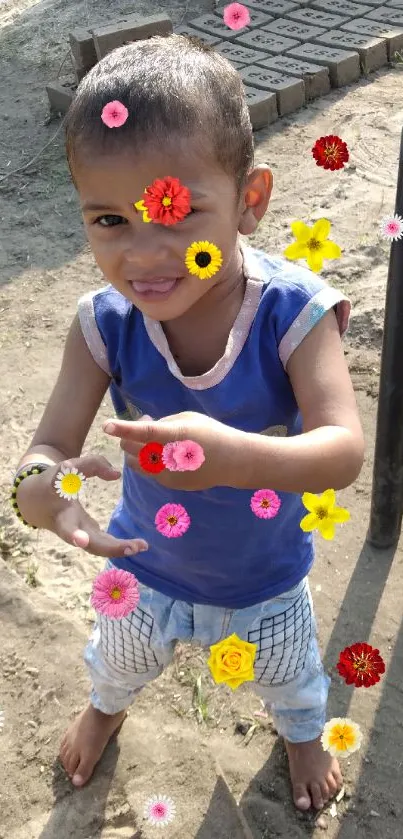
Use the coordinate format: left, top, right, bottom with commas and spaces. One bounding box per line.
293, 782, 311, 811
72, 754, 95, 788
332, 766, 343, 789
320, 780, 330, 803
327, 773, 339, 797
310, 781, 324, 810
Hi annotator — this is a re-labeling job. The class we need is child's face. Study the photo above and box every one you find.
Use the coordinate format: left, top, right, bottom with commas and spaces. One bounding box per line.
75, 138, 270, 321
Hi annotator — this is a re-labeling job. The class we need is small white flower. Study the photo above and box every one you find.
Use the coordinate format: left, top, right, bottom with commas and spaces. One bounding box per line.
0, 709, 4, 732
144, 794, 176, 827
380, 213, 403, 241
54, 465, 86, 500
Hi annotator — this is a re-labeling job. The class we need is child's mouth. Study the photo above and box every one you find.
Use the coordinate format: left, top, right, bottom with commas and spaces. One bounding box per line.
130, 277, 182, 301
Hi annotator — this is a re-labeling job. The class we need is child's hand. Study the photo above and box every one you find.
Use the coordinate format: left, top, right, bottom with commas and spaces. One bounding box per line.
15, 454, 148, 557
103, 412, 244, 490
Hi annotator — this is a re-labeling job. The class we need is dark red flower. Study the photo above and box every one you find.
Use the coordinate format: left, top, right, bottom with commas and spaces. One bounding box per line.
138, 442, 166, 474
312, 135, 349, 171
142, 176, 191, 225
337, 642, 385, 688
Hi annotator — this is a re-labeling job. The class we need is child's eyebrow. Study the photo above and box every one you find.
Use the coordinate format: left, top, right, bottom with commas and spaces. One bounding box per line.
82, 202, 122, 213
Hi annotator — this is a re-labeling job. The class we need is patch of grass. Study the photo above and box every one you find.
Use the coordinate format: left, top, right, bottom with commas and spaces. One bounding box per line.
192, 673, 210, 724
25, 560, 39, 587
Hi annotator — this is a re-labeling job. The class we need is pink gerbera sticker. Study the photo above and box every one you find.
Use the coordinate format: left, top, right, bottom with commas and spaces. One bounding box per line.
155, 503, 191, 538
162, 440, 205, 472
223, 2, 251, 30
144, 794, 176, 827
90, 567, 140, 619
380, 213, 403, 241
251, 489, 282, 520
101, 100, 129, 128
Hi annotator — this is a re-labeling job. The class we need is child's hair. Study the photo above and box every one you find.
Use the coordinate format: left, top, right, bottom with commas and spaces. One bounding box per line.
65, 33, 254, 196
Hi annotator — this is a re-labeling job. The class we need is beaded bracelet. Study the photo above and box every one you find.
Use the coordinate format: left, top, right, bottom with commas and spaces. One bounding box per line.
10, 463, 50, 528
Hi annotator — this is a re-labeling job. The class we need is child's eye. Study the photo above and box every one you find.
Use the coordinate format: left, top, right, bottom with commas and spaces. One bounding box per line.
95, 215, 127, 227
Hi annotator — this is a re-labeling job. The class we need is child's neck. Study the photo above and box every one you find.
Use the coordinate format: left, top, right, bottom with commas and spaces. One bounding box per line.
161, 255, 246, 377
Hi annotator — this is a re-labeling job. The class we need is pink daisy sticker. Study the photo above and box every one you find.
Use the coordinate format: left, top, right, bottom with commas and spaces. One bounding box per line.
101, 100, 129, 128
144, 794, 176, 827
223, 2, 251, 30
155, 503, 191, 538
251, 489, 282, 520
90, 567, 140, 619
380, 213, 403, 241
162, 440, 205, 472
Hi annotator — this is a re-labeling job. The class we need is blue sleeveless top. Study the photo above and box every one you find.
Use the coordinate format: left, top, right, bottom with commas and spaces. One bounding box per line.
78, 243, 349, 608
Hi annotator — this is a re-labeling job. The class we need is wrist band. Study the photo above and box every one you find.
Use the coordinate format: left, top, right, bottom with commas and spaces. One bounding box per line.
10, 463, 50, 528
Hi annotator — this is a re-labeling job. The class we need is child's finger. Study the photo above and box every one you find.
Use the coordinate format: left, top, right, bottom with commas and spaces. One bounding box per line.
55, 509, 148, 557
58, 454, 121, 482
103, 418, 183, 445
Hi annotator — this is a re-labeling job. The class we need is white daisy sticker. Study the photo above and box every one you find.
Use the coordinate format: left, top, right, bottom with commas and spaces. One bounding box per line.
54, 465, 86, 500
144, 794, 176, 828
0, 709, 4, 732
380, 213, 403, 241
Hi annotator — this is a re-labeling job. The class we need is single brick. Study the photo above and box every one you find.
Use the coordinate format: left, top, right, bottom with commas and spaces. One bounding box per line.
287, 42, 361, 85
242, 0, 299, 12
263, 18, 327, 42
240, 65, 305, 114
46, 80, 75, 115
243, 86, 279, 128
341, 17, 403, 58
235, 28, 300, 53
361, 0, 389, 3
215, 42, 271, 64
92, 14, 173, 59
313, 29, 388, 71
190, 13, 248, 38
364, 4, 403, 22
310, 0, 373, 17
255, 54, 331, 98
285, 8, 350, 27
73, 62, 88, 83
214, 7, 273, 28
174, 25, 222, 45
387, 0, 403, 7
69, 28, 97, 70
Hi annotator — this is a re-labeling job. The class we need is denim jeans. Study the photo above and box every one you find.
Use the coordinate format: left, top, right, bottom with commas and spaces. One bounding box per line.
84, 566, 330, 743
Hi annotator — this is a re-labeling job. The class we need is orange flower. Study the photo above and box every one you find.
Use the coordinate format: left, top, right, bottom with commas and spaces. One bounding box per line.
142, 176, 191, 225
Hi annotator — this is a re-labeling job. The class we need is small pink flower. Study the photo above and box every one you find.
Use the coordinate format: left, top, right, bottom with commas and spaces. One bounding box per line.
251, 489, 282, 520
162, 442, 180, 471
91, 568, 139, 619
155, 503, 191, 538
144, 794, 176, 827
101, 100, 129, 128
163, 440, 205, 472
223, 2, 250, 30
380, 213, 403, 241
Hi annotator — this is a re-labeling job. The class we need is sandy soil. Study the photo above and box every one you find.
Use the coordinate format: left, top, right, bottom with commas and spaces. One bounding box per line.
1, 1, 403, 837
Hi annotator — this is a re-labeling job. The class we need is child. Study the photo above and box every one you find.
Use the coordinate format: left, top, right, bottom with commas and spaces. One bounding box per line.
14, 34, 364, 812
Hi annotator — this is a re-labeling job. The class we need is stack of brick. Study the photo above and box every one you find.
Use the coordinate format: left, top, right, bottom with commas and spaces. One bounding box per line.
46, 1, 403, 131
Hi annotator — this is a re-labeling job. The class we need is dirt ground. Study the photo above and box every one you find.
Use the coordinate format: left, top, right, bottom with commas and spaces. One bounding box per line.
1, 0, 403, 837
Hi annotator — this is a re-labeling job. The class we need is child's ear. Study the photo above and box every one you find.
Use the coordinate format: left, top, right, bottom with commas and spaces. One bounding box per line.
238, 165, 273, 235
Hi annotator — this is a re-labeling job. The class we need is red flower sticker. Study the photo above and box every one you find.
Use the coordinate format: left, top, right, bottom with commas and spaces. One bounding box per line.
138, 442, 166, 474
142, 176, 191, 226
337, 642, 385, 688
312, 135, 349, 171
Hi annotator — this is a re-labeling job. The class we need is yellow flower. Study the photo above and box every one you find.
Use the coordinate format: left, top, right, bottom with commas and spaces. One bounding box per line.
185, 240, 223, 280
283, 218, 341, 273
321, 717, 362, 758
134, 199, 152, 223
207, 632, 257, 690
54, 465, 85, 500
300, 488, 350, 540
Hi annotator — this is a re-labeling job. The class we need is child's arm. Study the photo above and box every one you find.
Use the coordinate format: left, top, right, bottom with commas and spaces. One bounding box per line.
15, 316, 148, 557
234, 309, 364, 493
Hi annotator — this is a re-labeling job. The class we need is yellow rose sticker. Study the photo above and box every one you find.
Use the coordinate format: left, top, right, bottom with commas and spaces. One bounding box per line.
207, 632, 257, 691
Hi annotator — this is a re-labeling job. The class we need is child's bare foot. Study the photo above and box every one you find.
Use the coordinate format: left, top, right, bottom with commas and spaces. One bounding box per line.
59, 704, 127, 787
285, 736, 343, 811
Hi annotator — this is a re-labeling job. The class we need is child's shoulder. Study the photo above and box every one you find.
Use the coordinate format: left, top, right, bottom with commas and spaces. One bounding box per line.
78, 284, 131, 322
243, 244, 350, 367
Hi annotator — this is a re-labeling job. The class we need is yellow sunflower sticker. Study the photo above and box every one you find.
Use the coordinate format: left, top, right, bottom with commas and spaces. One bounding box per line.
54, 465, 86, 500
208, 632, 257, 690
185, 240, 223, 280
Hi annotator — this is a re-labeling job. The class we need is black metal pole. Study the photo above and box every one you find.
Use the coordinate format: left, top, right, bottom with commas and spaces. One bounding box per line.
368, 126, 403, 549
